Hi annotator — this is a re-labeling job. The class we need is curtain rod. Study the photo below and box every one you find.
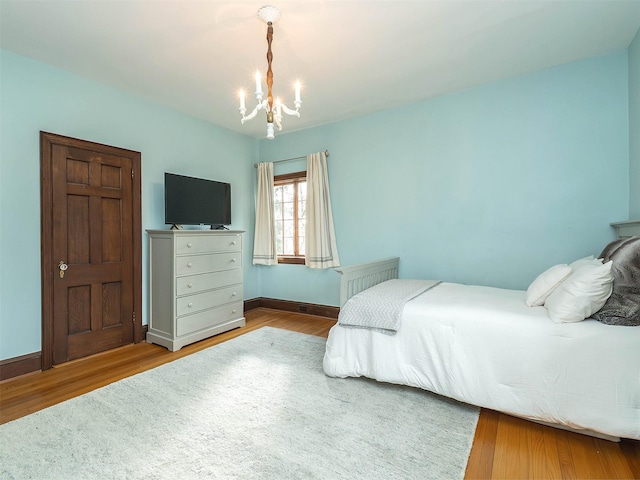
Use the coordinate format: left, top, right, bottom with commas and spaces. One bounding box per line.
253, 149, 330, 168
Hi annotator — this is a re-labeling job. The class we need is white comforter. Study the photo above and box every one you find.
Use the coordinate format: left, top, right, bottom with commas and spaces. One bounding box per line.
323, 282, 640, 440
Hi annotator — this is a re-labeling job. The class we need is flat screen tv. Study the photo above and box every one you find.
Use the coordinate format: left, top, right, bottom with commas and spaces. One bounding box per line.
164, 172, 231, 229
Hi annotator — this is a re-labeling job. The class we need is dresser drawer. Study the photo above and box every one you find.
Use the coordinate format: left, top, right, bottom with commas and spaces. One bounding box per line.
176, 301, 243, 337
175, 252, 241, 276
176, 269, 243, 296
176, 234, 242, 255
176, 285, 242, 317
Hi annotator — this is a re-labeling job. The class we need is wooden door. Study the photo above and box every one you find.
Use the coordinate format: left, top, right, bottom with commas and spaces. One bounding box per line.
41, 132, 142, 368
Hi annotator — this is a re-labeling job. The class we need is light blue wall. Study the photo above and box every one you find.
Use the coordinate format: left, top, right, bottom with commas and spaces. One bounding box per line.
0, 50, 257, 361
0, 48, 633, 362
630, 29, 640, 219
255, 52, 630, 306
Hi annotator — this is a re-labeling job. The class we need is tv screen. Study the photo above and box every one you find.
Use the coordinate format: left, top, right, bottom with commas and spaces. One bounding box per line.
164, 172, 231, 228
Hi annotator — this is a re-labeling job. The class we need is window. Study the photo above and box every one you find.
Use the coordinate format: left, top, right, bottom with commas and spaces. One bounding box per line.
274, 171, 306, 264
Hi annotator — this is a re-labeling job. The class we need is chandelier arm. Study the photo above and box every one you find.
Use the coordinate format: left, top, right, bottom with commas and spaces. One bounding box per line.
274, 110, 283, 131
241, 100, 266, 124
280, 104, 301, 118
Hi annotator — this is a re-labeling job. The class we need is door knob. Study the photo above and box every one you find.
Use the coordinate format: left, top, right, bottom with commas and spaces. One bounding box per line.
58, 261, 68, 278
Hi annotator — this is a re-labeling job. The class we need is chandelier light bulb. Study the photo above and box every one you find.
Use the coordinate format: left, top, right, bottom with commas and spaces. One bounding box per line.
239, 89, 246, 112
255, 71, 262, 96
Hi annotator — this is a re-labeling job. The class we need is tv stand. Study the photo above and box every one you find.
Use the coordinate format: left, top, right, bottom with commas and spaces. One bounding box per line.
169, 224, 183, 230
211, 224, 229, 230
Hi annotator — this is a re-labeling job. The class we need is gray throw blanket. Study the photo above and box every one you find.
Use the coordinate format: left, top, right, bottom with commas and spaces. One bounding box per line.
338, 279, 441, 334
591, 236, 640, 326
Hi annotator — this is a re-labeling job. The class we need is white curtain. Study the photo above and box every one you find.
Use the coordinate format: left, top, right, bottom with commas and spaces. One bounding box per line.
305, 151, 340, 268
252, 162, 278, 265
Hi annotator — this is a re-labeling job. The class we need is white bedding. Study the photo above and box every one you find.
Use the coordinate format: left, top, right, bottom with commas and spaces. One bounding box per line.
323, 282, 640, 440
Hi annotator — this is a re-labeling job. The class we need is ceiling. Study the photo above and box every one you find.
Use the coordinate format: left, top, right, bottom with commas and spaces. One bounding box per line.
1, 1, 639, 139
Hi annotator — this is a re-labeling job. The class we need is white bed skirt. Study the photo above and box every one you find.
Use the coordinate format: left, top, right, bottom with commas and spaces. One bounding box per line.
324, 282, 640, 441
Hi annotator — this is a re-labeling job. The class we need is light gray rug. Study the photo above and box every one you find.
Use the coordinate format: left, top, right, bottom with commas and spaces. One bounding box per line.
0, 327, 479, 479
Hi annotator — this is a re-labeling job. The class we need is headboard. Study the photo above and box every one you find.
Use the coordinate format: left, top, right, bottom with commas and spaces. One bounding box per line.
611, 220, 640, 240
334, 257, 399, 307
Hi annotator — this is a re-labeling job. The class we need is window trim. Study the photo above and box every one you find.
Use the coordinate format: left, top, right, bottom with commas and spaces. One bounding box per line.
274, 171, 306, 265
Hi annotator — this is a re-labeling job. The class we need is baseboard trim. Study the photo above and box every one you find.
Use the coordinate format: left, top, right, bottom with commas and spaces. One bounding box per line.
244, 297, 339, 319
0, 303, 339, 382
1, 325, 150, 382
0, 352, 42, 382
244, 298, 262, 312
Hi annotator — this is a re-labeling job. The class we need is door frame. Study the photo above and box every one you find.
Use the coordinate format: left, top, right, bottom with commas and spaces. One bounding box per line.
40, 131, 143, 370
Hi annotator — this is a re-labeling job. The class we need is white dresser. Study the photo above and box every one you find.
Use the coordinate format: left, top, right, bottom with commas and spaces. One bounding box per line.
146, 229, 245, 351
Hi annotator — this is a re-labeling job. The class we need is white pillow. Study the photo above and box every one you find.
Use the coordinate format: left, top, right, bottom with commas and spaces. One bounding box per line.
569, 255, 602, 270
544, 261, 614, 323
525, 264, 573, 307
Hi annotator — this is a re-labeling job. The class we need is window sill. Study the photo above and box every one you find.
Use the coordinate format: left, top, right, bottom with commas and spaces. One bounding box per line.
278, 256, 305, 265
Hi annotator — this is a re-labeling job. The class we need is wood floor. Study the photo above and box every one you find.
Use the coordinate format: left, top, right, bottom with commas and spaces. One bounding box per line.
1, 308, 638, 479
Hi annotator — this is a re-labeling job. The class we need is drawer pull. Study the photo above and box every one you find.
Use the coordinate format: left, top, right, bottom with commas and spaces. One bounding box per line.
187, 242, 193, 248
187, 262, 193, 268
188, 302, 193, 308
232, 292, 237, 297
231, 258, 236, 263
231, 241, 236, 245
187, 283, 193, 288
232, 310, 237, 314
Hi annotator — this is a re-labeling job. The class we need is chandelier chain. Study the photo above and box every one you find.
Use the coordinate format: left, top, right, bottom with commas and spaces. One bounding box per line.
266, 22, 274, 114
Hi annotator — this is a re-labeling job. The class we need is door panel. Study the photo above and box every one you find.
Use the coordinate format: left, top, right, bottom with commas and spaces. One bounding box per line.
41, 132, 142, 368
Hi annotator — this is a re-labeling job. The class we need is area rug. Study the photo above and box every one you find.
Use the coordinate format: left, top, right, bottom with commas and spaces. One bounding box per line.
0, 327, 479, 479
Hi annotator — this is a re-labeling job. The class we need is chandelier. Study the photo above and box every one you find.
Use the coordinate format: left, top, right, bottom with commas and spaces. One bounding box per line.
238, 5, 301, 139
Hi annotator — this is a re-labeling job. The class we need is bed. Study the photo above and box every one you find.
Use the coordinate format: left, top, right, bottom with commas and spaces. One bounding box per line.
323, 234, 640, 441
